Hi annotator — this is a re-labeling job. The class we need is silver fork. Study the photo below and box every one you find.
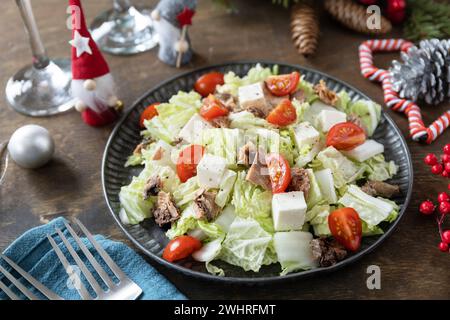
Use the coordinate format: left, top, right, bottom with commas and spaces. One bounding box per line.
0, 253, 63, 300
47, 218, 142, 300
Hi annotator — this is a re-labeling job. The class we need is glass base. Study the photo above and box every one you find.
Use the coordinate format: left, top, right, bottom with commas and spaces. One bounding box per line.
5, 58, 74, 117
90, 6, 158, 56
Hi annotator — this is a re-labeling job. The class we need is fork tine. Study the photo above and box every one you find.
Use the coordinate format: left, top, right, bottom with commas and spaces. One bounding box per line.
0, 264, 39, 300
63, 221, 115, 289
0, 278, 20, 300
54, 228, 104, 298
0, 253, 63, 300
47, 234, 91, 300
74, 218, 127, 281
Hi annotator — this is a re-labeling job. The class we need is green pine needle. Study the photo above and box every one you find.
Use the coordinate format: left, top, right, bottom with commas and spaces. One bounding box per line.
404, 0, 450, 41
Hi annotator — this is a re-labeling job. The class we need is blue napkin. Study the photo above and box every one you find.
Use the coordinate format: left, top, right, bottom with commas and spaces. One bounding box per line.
0, 217, 186, 300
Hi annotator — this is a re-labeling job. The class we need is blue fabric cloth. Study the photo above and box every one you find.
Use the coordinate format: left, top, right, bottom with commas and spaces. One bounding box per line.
0, 217, 186, 300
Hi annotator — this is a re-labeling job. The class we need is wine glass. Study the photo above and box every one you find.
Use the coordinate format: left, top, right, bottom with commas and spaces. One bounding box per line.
5, 0, 74, 117
90, 0, 158, 55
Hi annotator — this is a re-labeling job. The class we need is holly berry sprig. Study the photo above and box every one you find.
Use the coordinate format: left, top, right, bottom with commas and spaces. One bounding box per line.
424, 143, 450, 178
419, 143, 450, 253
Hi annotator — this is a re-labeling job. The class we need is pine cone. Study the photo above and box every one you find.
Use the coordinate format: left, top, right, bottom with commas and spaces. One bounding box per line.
324, 0, 392, 34
290, 3, 319, 57
390, 39, 450, 105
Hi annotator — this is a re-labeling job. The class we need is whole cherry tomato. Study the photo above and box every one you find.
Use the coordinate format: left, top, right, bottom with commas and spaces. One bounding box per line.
194, 72, 224, 97
163, 236, 202, 262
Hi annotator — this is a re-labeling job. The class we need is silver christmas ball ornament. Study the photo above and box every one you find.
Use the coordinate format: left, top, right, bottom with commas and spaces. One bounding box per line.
8, 125, 55, 169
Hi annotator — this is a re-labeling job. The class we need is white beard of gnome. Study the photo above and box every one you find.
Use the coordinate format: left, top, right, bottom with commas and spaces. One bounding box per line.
69, 0, 122, 126
72, 74, 119, 117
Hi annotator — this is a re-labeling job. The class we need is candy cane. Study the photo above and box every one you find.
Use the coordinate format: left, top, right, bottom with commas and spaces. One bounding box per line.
359, 39, 450, 144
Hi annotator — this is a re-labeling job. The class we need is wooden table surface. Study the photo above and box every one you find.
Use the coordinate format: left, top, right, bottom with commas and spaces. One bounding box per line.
0, 0, 449, 300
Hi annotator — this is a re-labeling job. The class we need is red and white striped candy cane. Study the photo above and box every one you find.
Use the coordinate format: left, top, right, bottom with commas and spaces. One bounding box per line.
359, 39, 450, 144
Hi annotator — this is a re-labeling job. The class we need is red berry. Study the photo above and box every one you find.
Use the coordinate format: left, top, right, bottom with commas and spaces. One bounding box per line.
419, 200, 435, 215
444, 144, 450, 155
443, 170, 450, 178
431, 164, 444, 175
442, 230, 450, 244
439, 201, 450, 214
442, 154, 450, 163
424, 153, 438, 166
437, 192, 450, 203
444, 162, 450, 173
448, 183, 450, 191
438, 242, 449, 252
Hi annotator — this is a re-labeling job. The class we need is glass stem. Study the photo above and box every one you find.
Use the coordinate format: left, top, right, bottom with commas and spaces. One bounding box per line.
113, 0, 132, 13
16, 0, 50, 70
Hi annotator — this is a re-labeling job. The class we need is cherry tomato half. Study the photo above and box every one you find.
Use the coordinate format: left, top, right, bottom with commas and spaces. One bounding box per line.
266, 99, 297, 126
328, 207, 362, 252
326, 122, 366, 151
264, 72, 300, 96
266, 153, 291, 194
176, 144, 205, 183
139, 102, 160, 128
194, 72, 225, 97
162, 236, 202, 262
199, 94, 229, 120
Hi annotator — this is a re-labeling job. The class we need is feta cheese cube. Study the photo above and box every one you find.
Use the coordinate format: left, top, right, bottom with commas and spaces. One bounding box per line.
272, 191, 307, 231
317, 109, 347, 132
314, 168, 337, 203
238, 82, 269, 113
178, 114, 213, 144
342, 139, 384, 162
197, 154, 227, 189
293, 122, 320, 148
273, 231, 318, 270
303, 100, 336, 126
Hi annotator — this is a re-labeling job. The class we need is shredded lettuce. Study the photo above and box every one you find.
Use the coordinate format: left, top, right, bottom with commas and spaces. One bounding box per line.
296, 76, 318, 103
125, 153, 143, 167
142, 91, 201, 143
291, 99, 310, 124
219, 217, 272, 272
195, 128, 242, 167
359, 154, 398, 181
346, 100, 381, 136
172, 176, 201, 209
119, 177, 154, 225
335, 90, 351, 112
338, 185, 398, 228
305, 169, 323, 208
217, 64, 277, 95
316, 147, 365, 188
229, 111, 272, 130
166, 204, 198, 239
119, 162, 179, 225
215, 170, 237, 208
231, 172, 272, 219
305, 204, 332, 236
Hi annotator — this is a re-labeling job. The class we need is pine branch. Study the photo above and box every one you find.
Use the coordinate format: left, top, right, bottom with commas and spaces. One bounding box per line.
404, 0, 450, 41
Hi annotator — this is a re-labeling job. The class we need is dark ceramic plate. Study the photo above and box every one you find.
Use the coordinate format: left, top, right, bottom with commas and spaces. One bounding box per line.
102, 62, 413, 284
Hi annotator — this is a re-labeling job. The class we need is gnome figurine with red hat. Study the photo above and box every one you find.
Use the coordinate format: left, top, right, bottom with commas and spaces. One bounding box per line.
69, 0, 122, 126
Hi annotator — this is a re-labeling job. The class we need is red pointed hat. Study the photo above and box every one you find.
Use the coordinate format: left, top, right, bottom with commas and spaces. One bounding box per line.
69, 0, 109, 80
